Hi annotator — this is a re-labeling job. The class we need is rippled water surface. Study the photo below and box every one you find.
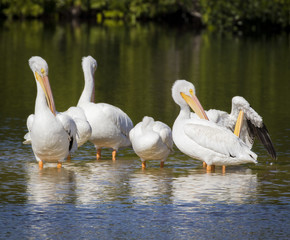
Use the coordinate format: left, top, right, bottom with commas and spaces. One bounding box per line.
0, 21, 289, 239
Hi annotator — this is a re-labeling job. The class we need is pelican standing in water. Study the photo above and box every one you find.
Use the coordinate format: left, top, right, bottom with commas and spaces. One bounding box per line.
172, 80, 257, 172
24, 56, 78, 168
77, 56, 133, 160
129, 116, 173, 168
191, 96, 276, 160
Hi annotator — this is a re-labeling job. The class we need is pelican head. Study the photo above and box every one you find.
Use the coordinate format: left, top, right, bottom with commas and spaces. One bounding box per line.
81, 56, 98, 103
29, 56, 56, 114
82, 56, 97, 75
232, 96, 250, 110
29, 56, 49, 76
172, 80, 208, 120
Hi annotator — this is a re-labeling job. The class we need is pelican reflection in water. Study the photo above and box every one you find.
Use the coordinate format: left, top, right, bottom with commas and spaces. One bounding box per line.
172, 170, 258, 204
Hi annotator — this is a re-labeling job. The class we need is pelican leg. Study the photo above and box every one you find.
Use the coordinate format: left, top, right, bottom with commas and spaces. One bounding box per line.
67, 154, 71, 162
203, 162, 207, 168
206, 164, 215, 172
112, 150, 117, 161
57, 162, 62, 168
222, 165, 226, 173
96, 149, 101, 160
160, 161, 164, 168
39, 160, 44, 169
142, 160, 146, 169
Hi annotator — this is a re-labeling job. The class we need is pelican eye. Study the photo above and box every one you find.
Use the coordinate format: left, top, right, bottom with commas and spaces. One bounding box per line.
189, 89, 194, 96
41, 68, 46, 75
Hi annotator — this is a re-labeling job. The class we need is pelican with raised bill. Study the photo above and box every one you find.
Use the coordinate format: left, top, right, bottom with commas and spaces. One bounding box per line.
77, 56, 133, 160
171, 80, 257, 172
190, 96, 277, 160
24, 56, 78, 168
129, 116, 173, 168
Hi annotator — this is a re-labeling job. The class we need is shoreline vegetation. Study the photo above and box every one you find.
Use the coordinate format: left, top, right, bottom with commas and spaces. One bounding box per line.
1, 0, 290, 33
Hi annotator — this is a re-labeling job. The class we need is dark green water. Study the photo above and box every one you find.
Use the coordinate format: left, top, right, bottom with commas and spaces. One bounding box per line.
0, 20, 289, 239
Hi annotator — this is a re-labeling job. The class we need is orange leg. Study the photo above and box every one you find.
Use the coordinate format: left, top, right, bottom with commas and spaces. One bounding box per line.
57, 162, 62, 169
160, 161, 164, 168
39, 160, 44, 169
203, 162, 207, 168
142, 161, 146, 169
206, 164, 215, 172
222, 165, 226, 173
67, 154, 71, 162
112, 150, 117, 161
96, 149, 101, 160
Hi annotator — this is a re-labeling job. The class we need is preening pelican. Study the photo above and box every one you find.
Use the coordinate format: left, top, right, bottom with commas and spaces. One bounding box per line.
24, 56, 77, 168
172, 80, 257, 171
191, 96, 276, 160
77, 56, 133, 160
129, 116, 173, 168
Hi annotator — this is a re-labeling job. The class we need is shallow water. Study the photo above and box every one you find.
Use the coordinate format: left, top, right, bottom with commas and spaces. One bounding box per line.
0, 21, 289, 239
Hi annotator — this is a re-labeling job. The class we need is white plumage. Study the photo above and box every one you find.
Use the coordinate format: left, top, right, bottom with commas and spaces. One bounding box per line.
63, 106, 92, 147
24, 56, 78, 168
129, 116, 173, 168
77, 56, 133, 160
191, 96, 276, 159
172, 80, 257, 169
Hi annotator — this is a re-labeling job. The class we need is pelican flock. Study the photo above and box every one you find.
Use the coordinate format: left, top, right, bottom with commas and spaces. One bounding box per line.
24, 56, 77, 168
23, 56, 276, 172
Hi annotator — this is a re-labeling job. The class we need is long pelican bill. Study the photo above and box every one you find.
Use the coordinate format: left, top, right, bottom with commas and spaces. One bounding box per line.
181, 92, 209, 120
35, 71, 56, 115
234, 110, 244, 137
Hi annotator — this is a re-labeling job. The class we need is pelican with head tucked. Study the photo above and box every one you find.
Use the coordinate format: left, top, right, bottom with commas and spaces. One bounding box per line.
77, 56, 133, 160
191, 96, 276, 160
24, 56, 77, 168
129, 116, 173, 168
172, 80, 257, 171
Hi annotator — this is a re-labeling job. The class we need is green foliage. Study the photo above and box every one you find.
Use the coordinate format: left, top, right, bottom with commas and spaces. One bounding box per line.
0, 0, 289, 32
2, 0, 44, 19
200, 0, 290, 32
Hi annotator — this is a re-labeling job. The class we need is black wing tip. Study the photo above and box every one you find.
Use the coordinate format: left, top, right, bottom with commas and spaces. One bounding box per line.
258, 123, 277, 160
247, 120, 277, 160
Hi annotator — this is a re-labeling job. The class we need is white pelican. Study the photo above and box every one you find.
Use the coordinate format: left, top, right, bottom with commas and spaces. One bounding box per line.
24, 56, 78, 168
129, 116, 173, 168
191, 96, 276, 160
172, 80, 257, 171
77, 56, 133, 160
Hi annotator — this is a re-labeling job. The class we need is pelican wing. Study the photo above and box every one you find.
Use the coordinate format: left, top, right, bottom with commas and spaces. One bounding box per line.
23, 114, 34, 144
153, 121, 173, 151
115, 108, 134, 137
56, 113, 78, 154
246, 120, 277, 160
64, 106, 92, 147
183, 120, 256, 160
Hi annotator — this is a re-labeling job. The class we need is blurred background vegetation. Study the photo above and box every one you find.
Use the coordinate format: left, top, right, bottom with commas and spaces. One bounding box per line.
0, 0, 289, 33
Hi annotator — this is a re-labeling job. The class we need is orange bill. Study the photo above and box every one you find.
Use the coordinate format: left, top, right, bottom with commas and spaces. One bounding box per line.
234, 110, 244, 137
181, 92, 209, 120
35, 71, 56, 115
